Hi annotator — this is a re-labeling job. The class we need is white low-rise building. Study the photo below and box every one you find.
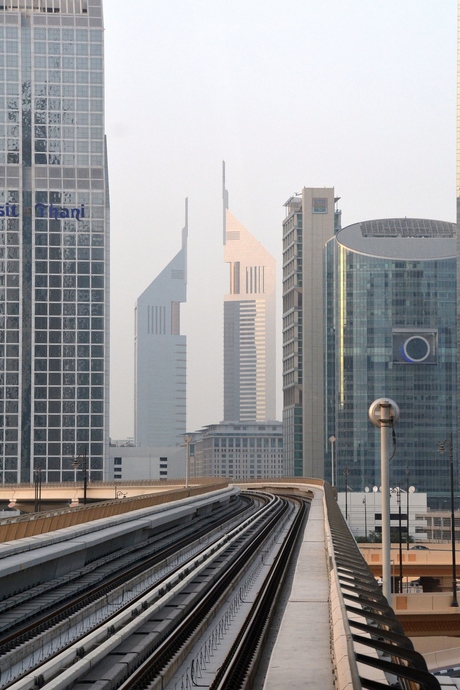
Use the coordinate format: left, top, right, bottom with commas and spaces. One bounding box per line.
337, 489, 427, 542
108, 441, 185, 481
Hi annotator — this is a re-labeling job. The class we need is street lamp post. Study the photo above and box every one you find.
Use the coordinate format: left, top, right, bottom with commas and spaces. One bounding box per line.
184, 435, 193, 491
72, 449, 88, 505
369, 398, 400, 607
396, 488, 403, 593
406, 468, 410, 550
34, 467, 42, 513
363, 494, 367, 540
389, 488, 403, 593
439, 433, 458, 607
343, 466, 350, 521
329, 435, 336, 486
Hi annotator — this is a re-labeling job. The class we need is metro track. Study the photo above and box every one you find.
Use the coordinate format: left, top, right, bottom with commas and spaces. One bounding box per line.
207, 495, 308, 690
0, 492, 259, 689
1, 492, 309, 690
109, 493, 294, 690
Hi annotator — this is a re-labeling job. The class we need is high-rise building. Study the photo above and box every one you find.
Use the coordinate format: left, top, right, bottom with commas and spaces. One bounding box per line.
0, 0, 109, 484
134, 201, 187, 447
282, 188, 339, 477
222, 163, 276, 423
325, 217, 457, 504
457, 0, 460, 453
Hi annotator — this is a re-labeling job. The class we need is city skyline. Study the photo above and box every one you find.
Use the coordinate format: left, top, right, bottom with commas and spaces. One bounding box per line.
103, 1, 455, 439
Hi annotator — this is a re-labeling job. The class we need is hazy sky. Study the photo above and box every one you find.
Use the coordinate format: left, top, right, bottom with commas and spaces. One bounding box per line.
104, 0, 456, 440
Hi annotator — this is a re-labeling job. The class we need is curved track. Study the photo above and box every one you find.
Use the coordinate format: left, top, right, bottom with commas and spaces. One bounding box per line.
0, 493, 259, 689
2, 492, 309, 690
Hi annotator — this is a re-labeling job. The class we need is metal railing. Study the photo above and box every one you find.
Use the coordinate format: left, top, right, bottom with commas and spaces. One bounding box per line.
324, 481, 441, 690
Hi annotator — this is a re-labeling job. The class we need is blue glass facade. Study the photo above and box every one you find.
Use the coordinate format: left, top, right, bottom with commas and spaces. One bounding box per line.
325, 219, 457, 504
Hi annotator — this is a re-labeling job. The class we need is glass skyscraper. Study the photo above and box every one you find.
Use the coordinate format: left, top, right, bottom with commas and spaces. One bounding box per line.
0, 0, 109, 483
325, 218, 456, 503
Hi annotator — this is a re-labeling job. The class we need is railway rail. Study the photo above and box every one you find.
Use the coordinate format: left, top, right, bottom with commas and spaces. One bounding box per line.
0, 492, 258, 689
4, 492, 306, 690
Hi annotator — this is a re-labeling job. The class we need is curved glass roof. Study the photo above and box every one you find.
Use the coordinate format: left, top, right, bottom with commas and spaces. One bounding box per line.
336, 218, 456, 260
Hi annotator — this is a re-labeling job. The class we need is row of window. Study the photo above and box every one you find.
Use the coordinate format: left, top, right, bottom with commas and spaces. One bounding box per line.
35, 424, 103, 435
0, 471, 97, 483
35, 233, 106, 245
35, 399, 103, 411
35, 370, 103, 381
0, 27, 97, 42
35, 261, 104, 274
34, 440, 102, 452
33, 321, 103, 333
34, 251, 104, 262
214, 470, 283, 478
33, 345, 104, 357
213, 438, 282, 448
2, 154, 104, 169
0, 189, 104, 202
35, 288, 104, 301
3, 43, 101, 59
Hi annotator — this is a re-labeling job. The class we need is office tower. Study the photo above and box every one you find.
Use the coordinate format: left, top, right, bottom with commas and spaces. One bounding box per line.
222, 163, 276, 423
457, 0, 460, 453
282, 189, 339, 477
325, 217, 456, 504
134, 201, 187, 447
0, 0, 109, 484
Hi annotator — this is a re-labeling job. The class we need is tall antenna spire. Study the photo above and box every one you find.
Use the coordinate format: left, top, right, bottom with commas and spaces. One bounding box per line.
182, 197, 188, 284
182, 197, 188, 247
222, 160, 229, 244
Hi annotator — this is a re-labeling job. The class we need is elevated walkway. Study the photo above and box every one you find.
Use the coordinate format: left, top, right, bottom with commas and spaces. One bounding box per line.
263, 489, 334, 688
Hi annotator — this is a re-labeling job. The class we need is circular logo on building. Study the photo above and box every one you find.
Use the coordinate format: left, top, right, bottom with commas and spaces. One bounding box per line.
401, 335, 430, 363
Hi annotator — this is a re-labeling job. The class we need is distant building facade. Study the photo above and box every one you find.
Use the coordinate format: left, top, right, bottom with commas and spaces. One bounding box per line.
282, 189, 340, 477
189, 421, 283, 480
134, 202, 187, 447
108, 440, 185, 481
325, 218, 457, 505
337, 490, 428, 542
223, 163, 276, 423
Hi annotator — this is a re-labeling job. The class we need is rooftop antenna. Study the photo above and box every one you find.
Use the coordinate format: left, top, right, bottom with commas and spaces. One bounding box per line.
182, 197, 188, 284
222, 160, 229, 244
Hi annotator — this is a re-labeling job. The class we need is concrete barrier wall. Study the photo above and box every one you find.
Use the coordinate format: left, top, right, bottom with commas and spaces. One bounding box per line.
394, 592, 457, 612
0, 482, 228, 543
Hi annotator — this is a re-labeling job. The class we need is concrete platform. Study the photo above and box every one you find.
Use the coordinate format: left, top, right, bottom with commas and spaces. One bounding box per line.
263, 489, 334, 689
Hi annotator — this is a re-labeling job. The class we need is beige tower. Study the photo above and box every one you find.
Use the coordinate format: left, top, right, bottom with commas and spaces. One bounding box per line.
223, 163, 276, 423
282, 189, 339, 477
